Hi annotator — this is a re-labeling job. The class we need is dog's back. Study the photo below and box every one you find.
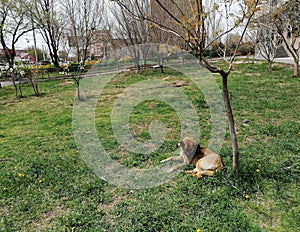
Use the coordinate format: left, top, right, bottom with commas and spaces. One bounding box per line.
198, 147, 223, 172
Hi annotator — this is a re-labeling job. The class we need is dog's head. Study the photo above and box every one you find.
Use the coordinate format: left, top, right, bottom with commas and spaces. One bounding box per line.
177, 137, 201, 164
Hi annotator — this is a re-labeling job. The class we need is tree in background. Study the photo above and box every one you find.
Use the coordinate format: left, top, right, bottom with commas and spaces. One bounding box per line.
63, 0, 106, 64
0, 0, 33, 97
59, 32, 73, 62
29, 0, 64, 67
272, 0, 300, 77
58, 50, 69, 62
26, 46, 44, 62
148, 1, 187, 72
108, 1, 151, 72
254, 0, 300, 75
204, 0, 223, 53
255, 26, 280, 71
111, 0, 261, 168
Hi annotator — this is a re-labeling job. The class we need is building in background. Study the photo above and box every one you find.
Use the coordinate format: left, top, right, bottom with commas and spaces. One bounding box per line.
68, 29, 129, 61
0, 49, 37, 64
89, 30, 113, 59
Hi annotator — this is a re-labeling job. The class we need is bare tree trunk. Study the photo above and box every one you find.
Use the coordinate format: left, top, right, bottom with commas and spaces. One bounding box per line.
18, 85, 23, 98
294, 61, 299, 77
29, 78, 40, 96
136, 64, 141, 73
76, 80, 80, 100
116, 58, 120, 70
222, 74, 239, 168
160, 64, 164, 73
12, 78, 19, 98
159, 56, 164, 73
35, 83, 39, 96
73, 77, 81, 100
268, 61, 273, 72
11, 72, 20, 98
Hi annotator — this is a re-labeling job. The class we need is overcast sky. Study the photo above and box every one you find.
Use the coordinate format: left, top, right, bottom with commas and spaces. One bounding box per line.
15, 31, 45, 50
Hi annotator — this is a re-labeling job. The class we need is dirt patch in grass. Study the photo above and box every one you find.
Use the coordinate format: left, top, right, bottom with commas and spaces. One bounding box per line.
98, 189, 136, 227
60, 81, 74, 86
169, 80, 190, 87
30, 206, 67, 231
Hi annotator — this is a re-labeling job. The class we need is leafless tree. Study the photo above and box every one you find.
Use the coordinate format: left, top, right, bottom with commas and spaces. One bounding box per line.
29, 0, 64, 67
255, 25, 279, 71
108, 1, 151, 72
0, 0, 33, 97
110, 0, 261, 168
26, 69, 40, 96
147, 2, 185, 73
59, 33, 72, 62
204, 0, 223, 45
271, 0, 300, 77
62, 0, 106, 64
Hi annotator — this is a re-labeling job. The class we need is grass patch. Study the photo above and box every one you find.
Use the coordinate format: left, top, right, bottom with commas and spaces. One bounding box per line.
0, 61, 299, 231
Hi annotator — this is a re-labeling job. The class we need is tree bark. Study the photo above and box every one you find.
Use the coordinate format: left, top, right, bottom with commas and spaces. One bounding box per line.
29, 78, 40, 96
73, 77, 81, 100
159, 64, 164, 73
18, 84, 23, 98
268, 61, 273, 72
10, 68, 22, 98
222, 73, 239, 168
11, 75, 19, 98
202, 59, 240, 167
294, 61, 299, 77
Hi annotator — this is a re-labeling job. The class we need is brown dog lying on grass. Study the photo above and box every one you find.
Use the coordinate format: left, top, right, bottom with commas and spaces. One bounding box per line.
161, 137, 223, 178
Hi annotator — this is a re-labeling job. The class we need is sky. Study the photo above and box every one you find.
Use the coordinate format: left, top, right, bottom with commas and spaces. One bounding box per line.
15, 30, 45, 50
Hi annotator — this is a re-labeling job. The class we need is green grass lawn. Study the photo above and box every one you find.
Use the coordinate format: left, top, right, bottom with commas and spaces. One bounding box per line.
0, 61, 299, 231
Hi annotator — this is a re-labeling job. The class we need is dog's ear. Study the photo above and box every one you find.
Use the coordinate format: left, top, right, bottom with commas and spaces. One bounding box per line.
176, 141, 184, 148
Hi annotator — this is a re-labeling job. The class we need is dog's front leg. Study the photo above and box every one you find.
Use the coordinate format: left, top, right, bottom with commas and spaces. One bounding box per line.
160, 155, 182, 163
167, 163, 185, 173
